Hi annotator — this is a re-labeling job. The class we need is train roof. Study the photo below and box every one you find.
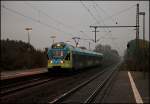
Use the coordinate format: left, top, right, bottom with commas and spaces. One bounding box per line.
73, 47, 103, 56
50, 42, 103, 56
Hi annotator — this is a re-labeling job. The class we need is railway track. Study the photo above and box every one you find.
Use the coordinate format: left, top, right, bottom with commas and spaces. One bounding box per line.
0, 73, 62, 96
1, 72, 48, 88
50, 63, 120, 103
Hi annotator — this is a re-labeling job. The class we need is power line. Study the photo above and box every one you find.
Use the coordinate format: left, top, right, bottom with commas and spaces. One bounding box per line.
24, 2, 91, 39
80, 1, 100, 24
92, 4, 112, 34
81, 1, 107, 43
91, 2, 136, 42
2, 5, 74, 37
81, 1, 116, 43
86, 3, 113, 43
26, 2, 97, 40
24, 2, 77, 32
27, 2, 95, 40
93, 2, 116, 24
102, 4, 136, 22
80, 30, 92, 39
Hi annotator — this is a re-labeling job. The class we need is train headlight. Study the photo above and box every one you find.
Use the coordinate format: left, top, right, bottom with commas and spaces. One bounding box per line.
50, 60, 53, 64
60, 60, 64, 64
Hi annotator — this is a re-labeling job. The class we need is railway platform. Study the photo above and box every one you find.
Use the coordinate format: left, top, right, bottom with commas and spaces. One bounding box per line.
102, 71, 149, 103
1, 67, 47, 80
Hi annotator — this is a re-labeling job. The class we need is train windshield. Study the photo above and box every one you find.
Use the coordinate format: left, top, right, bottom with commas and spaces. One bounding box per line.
52, 50, 64, 57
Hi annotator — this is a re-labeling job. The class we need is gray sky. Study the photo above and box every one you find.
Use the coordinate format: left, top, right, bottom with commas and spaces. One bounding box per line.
1, 1, 149, 56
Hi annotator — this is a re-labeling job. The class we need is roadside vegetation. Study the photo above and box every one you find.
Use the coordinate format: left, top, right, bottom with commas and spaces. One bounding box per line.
1, 39, 121, 71
94, 44, 120, 66
123, 39, 149, 72
1, 39, 47, 71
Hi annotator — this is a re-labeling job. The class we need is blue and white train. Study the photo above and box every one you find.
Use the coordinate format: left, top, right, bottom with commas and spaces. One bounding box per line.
47, 42, 103, 72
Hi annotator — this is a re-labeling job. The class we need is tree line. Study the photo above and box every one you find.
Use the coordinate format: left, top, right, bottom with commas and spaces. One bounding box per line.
1, 39, 47, 71
94, 44, 120, 66
1, 39, 121, 71
124, 39, 149, 71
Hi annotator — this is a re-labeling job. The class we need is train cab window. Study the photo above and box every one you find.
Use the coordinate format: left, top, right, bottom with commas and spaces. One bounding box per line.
65, 53, 70, 60
52, 51, 64, 57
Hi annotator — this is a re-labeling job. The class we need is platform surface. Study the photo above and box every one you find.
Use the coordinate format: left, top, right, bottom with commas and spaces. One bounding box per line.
1, 67, 47, 80
102, 71, 149, 103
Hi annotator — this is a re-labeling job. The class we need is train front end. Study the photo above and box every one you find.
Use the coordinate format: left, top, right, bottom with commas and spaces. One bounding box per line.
47, 42, 72, 71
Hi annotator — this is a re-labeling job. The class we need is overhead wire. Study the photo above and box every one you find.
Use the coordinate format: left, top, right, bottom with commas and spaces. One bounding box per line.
102, 4, 136, 22
81, 1, 122, 44
79, 30, 92, 39
80, 1, 106, 44
91, 2, 137, 42
93, 2, 136, 51
92, 3, 112, 34
80, 1, 100, 25
92, 2, 117, 43
2, 4, 75, 38
24, 2, 76, 32
24, 2, 91, 40
81, 2, 136, 51
93, 2, 116, 24
24, 1, 100, 42
81, 1, 112, 43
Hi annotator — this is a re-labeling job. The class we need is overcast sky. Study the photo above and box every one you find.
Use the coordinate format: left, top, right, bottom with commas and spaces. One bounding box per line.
1, 1, 149, 56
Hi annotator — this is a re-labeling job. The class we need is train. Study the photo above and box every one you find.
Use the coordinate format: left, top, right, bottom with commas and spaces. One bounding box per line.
47, 42, 103, 72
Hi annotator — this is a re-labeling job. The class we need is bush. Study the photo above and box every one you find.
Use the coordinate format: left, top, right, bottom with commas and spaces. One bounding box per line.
1, 39, 47, 71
